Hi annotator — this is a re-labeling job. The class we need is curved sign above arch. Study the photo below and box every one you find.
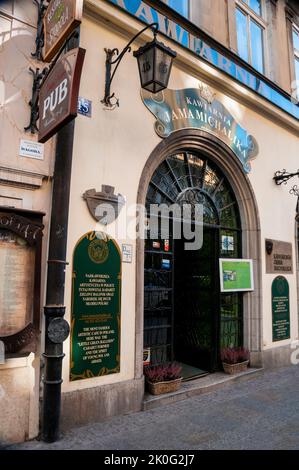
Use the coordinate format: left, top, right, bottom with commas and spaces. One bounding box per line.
141, 87, 258, 173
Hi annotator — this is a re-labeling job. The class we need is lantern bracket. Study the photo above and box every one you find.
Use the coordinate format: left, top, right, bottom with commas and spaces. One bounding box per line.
101, 23, 158, 110
273, 169, 299, 185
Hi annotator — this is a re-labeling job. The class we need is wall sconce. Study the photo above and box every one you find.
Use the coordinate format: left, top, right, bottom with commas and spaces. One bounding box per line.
101, 23, 176, 109
273, 169, 299, 185
274, 169, 299, 221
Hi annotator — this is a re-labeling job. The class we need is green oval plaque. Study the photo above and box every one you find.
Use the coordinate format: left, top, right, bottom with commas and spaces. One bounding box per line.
272, 276, 290, 342
70, 231, 121, 381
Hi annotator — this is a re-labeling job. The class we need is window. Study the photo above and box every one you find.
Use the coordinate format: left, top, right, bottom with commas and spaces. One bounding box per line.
235, 0, 265, 74
162, 0, 189, 19
293, 26, 299, 85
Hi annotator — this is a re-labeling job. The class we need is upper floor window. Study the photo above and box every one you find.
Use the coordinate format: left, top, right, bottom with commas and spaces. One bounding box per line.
293, 26, 299, 85
235, 0, 265, 74
162, 0, 189, 19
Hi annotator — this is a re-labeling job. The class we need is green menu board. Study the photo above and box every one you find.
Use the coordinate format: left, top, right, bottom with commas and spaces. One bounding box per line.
272, 276, 290, 342
70, 231, 121, 381
219, 258, 254, 292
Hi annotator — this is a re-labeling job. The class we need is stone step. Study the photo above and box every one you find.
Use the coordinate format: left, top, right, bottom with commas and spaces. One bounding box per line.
143, 367, 264, 411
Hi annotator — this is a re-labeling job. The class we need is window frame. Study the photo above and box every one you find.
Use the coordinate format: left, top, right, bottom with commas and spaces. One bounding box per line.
293, 24, 299, 74
161, 0, 190, 20
235, 0, 267, 75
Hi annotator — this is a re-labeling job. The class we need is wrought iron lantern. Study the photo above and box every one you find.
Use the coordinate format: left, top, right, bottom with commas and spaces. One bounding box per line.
133, 34, 176, 94
101, 23, 176, 109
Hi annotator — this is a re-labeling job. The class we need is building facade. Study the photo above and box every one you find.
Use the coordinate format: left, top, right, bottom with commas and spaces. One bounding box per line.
0, 0, 299, 444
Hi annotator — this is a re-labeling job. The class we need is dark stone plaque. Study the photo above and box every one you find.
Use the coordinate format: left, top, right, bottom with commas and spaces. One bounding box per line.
272, 276, 290, 342
265, 239, 293, 274
70, 231, 121, 381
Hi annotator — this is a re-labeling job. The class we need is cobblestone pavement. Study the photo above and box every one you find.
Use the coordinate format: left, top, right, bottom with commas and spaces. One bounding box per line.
6, 366, 299, 450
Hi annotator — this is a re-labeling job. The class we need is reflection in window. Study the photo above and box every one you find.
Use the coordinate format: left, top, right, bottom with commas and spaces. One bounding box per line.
241, 0, 262, 16
250, 20, 264, 73
295, 58, 299, 83
293, 27, 299, 96
162, 0, 189, 19
235, 5, 264, 73
236, 9, 248, 62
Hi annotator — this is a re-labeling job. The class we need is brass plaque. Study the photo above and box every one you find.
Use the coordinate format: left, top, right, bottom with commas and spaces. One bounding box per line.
265, 239, 293, 274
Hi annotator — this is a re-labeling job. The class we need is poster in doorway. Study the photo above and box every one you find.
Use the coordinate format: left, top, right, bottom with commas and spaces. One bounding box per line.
219, 258, 254, 292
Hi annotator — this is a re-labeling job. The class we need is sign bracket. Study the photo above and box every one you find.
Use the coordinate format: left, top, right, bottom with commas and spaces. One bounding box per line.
24, 28, 80, 135
32, 0, 49, 62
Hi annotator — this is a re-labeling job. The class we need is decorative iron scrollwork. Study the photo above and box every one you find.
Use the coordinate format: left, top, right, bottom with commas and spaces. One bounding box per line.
32, 0, 49, 62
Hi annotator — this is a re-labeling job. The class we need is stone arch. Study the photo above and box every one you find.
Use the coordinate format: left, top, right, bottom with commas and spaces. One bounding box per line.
135, 129, 262, 378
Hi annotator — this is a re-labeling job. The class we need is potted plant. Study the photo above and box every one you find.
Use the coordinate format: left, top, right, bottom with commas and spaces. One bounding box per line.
221, 346, 250, 374
144, 362, 183, 395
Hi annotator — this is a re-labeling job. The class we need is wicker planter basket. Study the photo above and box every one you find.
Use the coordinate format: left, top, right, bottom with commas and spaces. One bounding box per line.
146, 377, 182, 395
222, 360, 249, 375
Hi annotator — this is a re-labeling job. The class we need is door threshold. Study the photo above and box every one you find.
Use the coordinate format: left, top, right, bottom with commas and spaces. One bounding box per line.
143, 367, 263, 411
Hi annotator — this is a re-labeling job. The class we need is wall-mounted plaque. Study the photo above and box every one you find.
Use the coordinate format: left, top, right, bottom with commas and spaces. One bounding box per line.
0, 210, 44, 353
70, 231, 121, 381
43, 0, 83, 62
272, 276, 290, 342
0, 230, 35, 337
265, 239, 293, 274
38, 47, 85, 143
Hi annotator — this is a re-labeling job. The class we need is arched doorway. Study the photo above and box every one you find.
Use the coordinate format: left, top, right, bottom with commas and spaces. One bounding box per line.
144, 152, 242, 375
135, 129, 262, 380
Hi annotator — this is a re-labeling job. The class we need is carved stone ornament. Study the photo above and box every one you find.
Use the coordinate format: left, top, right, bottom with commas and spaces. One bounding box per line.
83, 185, 125, 225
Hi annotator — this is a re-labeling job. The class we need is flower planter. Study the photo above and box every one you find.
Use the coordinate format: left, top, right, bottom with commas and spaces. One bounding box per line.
146, 377, 182, 395
222, 360, 249, 375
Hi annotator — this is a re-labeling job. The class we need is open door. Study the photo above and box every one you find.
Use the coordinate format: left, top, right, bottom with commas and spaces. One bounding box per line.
174, 228, 219, 374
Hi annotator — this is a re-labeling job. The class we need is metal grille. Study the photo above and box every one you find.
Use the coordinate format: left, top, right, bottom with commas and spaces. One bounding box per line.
144, 152, 243, 369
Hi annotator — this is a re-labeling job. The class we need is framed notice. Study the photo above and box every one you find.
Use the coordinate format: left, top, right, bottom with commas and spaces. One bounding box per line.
70, 231, 121, 381
272, 276, 290, 342
219, 258, 254, 292
0, 209, 44, 354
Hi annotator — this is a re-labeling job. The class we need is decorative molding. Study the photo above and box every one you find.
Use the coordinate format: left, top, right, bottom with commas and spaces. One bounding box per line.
83, 185, 125, 224
0, 166, 47, 190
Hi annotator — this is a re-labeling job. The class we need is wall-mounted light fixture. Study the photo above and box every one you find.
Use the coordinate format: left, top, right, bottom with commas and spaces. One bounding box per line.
273, 169, 299, 185
101, 23, 176, 109
273, 169, 299, 220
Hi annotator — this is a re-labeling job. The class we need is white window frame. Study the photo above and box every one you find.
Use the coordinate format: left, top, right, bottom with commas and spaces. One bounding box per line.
161, 0, 190, 20
292, 24, 299, 99
235, 0, 268, 74
293, 24, 299, 66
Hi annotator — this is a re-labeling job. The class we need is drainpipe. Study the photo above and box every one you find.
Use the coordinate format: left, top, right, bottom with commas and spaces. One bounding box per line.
41, 32, 79, 443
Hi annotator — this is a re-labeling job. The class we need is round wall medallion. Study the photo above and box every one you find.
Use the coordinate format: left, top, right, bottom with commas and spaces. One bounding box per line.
48, 318, 70, 344
88, 239, 109, 264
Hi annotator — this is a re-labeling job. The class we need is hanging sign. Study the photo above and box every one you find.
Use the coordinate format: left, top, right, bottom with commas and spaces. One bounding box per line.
141, 87, 258, 173
43, 0, 83, 62
219, 258, 254, 292
70, 232, 121, 381
38, 47, 85, 143
272, 276, 290, 342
